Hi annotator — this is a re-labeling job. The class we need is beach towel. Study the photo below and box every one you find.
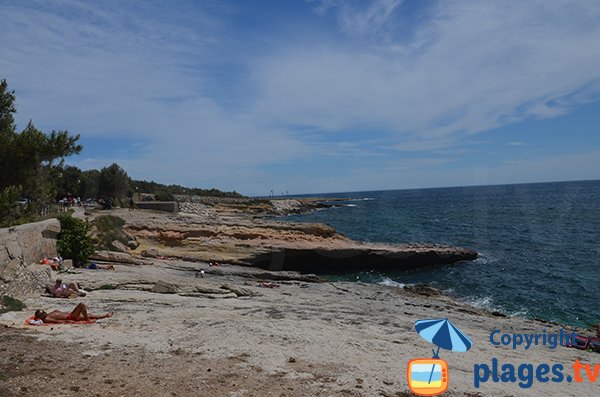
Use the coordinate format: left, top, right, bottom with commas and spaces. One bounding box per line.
568, 335, 590, 350
39, 258, 59, 270
24, 316, 96, 326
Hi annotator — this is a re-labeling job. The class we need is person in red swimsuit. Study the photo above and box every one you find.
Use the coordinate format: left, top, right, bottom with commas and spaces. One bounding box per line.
34, 303, 112, 323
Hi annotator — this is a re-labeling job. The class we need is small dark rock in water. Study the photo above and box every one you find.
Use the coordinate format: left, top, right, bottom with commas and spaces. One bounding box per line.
491, 311, 507, 317
403, 284, 441, 297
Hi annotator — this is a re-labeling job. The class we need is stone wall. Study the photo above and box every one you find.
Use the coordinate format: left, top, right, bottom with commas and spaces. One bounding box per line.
135, 201, 179, 213
0, 219, 59, 297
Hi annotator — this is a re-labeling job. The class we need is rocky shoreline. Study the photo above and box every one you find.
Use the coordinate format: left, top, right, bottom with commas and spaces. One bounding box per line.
1, 255, 595, 396
124, 199, 477, 273
1, 200, 597, 396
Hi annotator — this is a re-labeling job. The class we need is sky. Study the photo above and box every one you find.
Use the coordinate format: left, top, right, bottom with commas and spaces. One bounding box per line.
1, 0, 600, 196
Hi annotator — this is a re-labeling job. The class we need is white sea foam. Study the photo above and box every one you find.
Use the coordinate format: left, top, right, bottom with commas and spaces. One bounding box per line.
344, 204, 357, 207
348, 197, 375, 202
472, 252, 498, 265
463, 296, 503, 313
378, 277, 405, 288
460, 295, 530, 319
509, 310, 529, 318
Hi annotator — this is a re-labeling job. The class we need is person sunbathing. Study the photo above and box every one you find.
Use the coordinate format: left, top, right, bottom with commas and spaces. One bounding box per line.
47, 279, 86, 298
33, 303, 113, 324
86, 263, 115, 270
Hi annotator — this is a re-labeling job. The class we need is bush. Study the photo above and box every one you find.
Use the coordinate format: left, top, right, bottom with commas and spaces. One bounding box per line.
155, 190, 173, 201
0, 295, 26, 314
57, 215, 94, 264
92, 215, 129, 250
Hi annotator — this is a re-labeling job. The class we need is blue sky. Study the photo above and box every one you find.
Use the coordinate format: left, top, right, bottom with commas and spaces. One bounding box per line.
1, 0, 600, 196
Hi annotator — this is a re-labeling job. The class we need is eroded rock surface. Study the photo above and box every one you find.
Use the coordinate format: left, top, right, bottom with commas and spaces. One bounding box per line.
0, 219, 58, 296
100, 200, 477, 273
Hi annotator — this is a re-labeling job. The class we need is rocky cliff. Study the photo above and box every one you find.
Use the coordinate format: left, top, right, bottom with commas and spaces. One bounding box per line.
112, 201, 478, 273
0, 219, 58, 297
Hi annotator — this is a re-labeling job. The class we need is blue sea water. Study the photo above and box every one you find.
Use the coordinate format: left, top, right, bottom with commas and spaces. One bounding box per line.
283, 180, 600, 328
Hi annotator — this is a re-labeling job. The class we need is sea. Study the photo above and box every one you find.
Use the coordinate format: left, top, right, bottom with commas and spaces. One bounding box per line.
282, 180, 600, 328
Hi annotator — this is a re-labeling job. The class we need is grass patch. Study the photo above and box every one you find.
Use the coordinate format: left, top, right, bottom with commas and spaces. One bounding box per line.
0, 208, 71, 228
0, 295, 26, 314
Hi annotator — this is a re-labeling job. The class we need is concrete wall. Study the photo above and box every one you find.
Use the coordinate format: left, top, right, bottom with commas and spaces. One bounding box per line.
135, 201, 179, 213
0, 219, 59, 297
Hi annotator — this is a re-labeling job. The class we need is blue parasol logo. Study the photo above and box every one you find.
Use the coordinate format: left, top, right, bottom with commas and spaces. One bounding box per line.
407, 318, 473, 396
415, 318, 473, 357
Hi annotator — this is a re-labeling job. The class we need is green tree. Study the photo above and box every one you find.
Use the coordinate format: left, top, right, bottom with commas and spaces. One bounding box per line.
0, 79, 16, 136
99, 163, 130, 199
0, 79, 83, 223
0, 185, 24, 227
80, 169, 101, 199
56, 165, 83, 199
1, 120, 82, 190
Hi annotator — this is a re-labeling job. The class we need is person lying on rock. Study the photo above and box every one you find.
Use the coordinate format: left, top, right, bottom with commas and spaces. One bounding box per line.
86, 263, 115, 271
47, 279, 87, 298
33, 303, 113, 324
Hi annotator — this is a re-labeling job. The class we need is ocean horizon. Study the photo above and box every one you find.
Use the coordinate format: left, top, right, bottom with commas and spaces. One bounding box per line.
283, 179, 600, 328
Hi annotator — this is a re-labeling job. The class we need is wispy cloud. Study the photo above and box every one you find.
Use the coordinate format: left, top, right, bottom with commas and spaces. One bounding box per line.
314, 0, 403, 38
1, 0, 599, 194
276, 0, 600, 147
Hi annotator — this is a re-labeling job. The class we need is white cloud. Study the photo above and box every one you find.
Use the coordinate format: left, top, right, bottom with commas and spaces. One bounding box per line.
269, 0, 600, 146
1, 0, 600, 194
339, 0, 403, 37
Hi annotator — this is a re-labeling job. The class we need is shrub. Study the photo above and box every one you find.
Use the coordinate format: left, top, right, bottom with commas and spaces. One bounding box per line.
0, 295, 26, 314
92, 215, 129, 250
57, 215, 94, 265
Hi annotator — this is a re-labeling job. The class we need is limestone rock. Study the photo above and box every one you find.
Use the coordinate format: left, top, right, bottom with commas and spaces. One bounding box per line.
0, 219, 59, 298
220, 283, 262, 297
90, 251, 152, 266
111, 240, 130, 253
244, 246, 478, 273
140, 248, 159, 258
404, 283, 441, 297
151, 281, 178, 294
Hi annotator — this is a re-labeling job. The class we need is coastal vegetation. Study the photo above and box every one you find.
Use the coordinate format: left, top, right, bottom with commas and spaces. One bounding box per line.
92, 215, 130, 250
0, 295, 25, 315
0, 78, 243, 227
56, 215, 94, 265
0, 79, 82, 226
